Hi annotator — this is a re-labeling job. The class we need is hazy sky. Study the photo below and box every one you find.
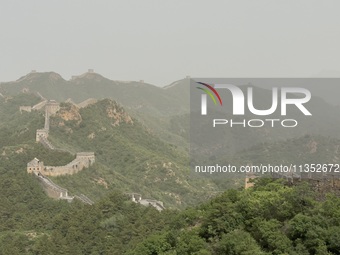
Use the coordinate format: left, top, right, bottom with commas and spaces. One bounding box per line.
1, 0, 340, 86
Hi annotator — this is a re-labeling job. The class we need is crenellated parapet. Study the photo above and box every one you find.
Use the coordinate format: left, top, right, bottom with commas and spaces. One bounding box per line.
32, 171, 93, 204
27, 152, 95, 177
29, 99, 95, 176
24, 95, 96, 203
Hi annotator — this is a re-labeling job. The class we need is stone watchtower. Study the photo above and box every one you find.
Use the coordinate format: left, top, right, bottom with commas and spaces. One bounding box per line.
27, 158, 44, 174
36, 129, 49, 142
75, 152, 95, 167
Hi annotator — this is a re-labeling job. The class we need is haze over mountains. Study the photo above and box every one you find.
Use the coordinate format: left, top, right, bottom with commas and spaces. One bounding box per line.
1, 71, 340, 161
1, 71, 340, 253
5, 71, 339, 208
0, 70, 190, 116
0, 70, 191, 148
0, 93, 227, 209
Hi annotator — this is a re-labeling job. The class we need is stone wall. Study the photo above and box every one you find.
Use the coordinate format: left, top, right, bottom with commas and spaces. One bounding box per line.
20, 98, 47, 113
35, 173, 93, 204
28, 99, 95, 175
28, 152, 95, 177
32, 100, 47, 110
77, 98, 98, 108
36, 173, 69, 199
42, 165, 80, 177
25, 96, 96, 204
19, 106, 32, 113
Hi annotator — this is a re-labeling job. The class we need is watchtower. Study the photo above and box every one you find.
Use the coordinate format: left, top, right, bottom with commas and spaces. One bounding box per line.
27, 158, 44, 174
76, 152, 95, 167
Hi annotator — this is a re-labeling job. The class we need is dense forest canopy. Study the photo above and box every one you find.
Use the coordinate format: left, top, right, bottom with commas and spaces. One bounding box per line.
0, 93, 339, 254
0, 174, 340, 254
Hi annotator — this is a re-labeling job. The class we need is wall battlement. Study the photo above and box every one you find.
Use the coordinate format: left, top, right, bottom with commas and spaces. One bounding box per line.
19, 106, 32, 113
24, 94, 96, 203
32, 100, 47, 110
26, 98, 95, 176
27, 152, 95, 177
33, 172, 93, 204
20, 99, 47, 113
37, 173, 69, 198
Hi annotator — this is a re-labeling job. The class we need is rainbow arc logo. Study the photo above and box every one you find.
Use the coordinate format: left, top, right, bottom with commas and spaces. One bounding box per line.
196, 82, 223, 106
196, 82, 222, 115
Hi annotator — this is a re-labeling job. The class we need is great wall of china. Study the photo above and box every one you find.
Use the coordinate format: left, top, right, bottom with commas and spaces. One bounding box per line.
19, 91, 339, 208
27, 99, 96, 177
21, 94, 165, 210
22, 98, 96, 204
36, 172, 93, 205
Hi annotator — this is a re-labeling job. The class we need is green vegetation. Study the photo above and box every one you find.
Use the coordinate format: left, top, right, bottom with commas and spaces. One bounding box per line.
127, 179, 340, 255
48, 99, 222, 207
0, 72, 191, 149
1, 92, 340, 254
0, 94, 225, 209
1, 168, 340, 254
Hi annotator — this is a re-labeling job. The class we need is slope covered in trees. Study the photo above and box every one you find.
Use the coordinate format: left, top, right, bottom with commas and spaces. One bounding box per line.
0, 94, 228, 209
1, 93, 340, 254
0, 177, 340, 254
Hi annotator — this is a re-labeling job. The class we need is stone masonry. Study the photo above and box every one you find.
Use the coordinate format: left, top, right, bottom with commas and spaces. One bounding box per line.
27, 152, 95, 176
27, 98, 95, 176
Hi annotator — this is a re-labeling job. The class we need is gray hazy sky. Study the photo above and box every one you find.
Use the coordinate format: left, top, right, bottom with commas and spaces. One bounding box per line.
1, 0, 340, 86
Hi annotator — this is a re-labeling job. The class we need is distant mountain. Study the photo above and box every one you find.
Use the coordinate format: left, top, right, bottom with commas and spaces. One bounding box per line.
0, 71, 191, 148
2, 73, 339, 171
0, 71, 190, 117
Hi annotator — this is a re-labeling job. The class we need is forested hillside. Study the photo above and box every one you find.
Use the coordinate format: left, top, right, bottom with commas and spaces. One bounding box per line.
0, 93, 229, 209
1, 177, 339, 254
0, 86, 339, 254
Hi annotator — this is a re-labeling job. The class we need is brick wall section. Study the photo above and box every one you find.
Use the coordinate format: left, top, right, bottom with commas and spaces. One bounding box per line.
27, 152, 95, 177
